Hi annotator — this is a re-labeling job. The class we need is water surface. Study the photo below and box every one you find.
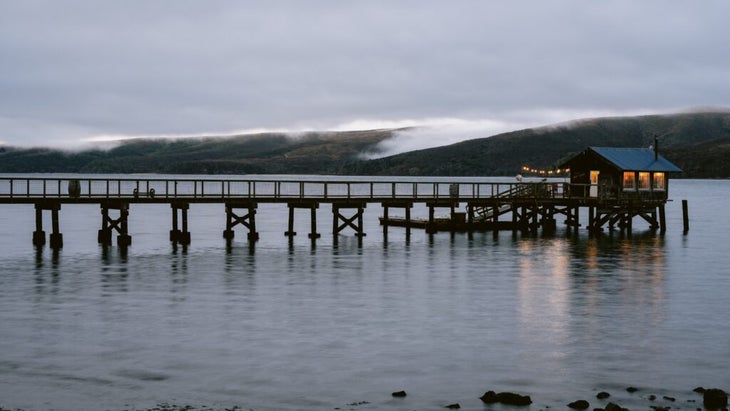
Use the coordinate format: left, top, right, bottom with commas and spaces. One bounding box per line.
0, 177, 728, 410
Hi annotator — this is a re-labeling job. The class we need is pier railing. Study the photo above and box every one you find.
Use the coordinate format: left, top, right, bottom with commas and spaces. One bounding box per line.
0, 177, 579, 202
0, 177, 666, 203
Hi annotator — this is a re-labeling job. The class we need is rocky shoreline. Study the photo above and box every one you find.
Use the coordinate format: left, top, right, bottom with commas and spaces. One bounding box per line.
0, 386, 726, 411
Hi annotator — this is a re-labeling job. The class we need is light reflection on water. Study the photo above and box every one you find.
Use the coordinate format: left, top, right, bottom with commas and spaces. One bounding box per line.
0, 179, 728, 411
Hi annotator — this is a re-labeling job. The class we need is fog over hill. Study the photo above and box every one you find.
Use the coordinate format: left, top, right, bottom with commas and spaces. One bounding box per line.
1, 111, 730, 178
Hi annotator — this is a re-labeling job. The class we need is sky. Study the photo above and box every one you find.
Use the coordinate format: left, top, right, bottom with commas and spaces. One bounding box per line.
1, 1, 729, 152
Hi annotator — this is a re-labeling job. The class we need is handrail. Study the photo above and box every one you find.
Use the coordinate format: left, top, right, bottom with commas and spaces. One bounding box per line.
0, 177, 669, 202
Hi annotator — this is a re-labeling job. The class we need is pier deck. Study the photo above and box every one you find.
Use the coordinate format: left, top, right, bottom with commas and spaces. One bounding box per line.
0, 176, 673, 248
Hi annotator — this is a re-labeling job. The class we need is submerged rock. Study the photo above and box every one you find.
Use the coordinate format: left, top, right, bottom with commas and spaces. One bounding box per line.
626, 387, 638, 393
568, 400, 591, 409
391, 390, 407, 398
693, 387, 706, 394
703, 388, 728, 410
445, 403, 461, 409
597, 392, 611, 400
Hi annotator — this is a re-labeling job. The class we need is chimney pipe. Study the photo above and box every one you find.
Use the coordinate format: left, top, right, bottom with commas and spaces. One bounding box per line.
654, 136, 659, 161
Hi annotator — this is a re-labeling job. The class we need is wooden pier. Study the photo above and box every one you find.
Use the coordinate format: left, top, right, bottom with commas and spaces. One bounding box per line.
0, 176, 677, 249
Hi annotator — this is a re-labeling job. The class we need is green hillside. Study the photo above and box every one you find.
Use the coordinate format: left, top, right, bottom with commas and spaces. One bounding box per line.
1, 111, 729, 177
344, 112, 730, 177
0, 130, 395, 174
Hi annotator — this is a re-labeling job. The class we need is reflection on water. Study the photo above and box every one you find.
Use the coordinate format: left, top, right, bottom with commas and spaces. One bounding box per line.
1, 179, 729, 411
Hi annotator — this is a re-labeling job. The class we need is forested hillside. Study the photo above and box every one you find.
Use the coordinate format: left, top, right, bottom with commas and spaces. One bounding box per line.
2, 111, 729, 177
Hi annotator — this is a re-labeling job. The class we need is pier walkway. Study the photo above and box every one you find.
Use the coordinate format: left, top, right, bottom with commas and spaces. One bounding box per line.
0, 176, 672, 248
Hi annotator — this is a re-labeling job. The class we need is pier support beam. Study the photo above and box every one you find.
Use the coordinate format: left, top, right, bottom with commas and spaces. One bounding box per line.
425, 201, 459, 234
284, 202, 321, 239
170, 202, 191, 245
33, 202, 63, 249
381, 201, 413, 237
33, 204, 46, 247
333, 202, 366, 237
223, 202, 259, 242
98, 202, 131, 247
659, 204, 666, 233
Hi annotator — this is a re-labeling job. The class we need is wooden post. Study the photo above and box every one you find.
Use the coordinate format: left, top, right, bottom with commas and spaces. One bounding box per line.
682, 199, 689, 233
588, 206, 595, 232
308, 205, 320, 239
33, 203, 45, 246
333, 203, 366, 237
405, 205, 411, 238
426, 205, 436, 234
247, 205, 259, 241
170, 203, 179, 241
382, 205, 389, 235
285, 205, 296, 237
659, 204, 667, 233
180, 205, 190, 245
170, 203, 190, 245
118, 204, 131, 247
223, 205, 235, 240
98, 206, 111, 245
49, 205, 63, 249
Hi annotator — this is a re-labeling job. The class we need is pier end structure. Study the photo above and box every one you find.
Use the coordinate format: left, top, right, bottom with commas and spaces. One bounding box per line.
558, 146, 682, 234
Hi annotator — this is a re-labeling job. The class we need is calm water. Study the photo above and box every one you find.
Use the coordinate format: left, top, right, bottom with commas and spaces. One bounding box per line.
0, 177, 728, 411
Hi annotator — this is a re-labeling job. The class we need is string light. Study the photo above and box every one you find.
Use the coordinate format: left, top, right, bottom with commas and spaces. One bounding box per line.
521, 165, 570, 175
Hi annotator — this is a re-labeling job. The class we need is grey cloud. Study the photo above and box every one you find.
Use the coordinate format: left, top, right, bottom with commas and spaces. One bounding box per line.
1, 1, 729, 147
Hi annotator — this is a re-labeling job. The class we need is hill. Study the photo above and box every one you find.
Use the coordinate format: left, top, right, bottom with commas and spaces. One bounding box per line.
343, 111, 730, 177
0, 129, 394, 174
1, 111, 730, 177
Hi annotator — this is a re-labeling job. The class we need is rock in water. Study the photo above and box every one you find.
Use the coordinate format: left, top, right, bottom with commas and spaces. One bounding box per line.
391, 390, 407, 398
605, 402, 629, 411
445, 403, 461, 409
693, 387, 706, 394
568, 400, 591, 409
480, 391, 532, 406
499, 392, 532, 406
626, 387, 638, 393
703, 388, 728, 410
597, 392, 611, 400
480, 391, 499, 403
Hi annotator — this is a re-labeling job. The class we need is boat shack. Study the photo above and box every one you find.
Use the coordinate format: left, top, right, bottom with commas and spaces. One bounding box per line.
559, 146, 682, 200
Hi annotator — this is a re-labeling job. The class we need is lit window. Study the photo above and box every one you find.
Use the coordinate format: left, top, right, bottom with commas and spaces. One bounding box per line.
638, 172, 650, 190
590, 170, 600, 184
653, 172, 665, 190
623, 172, 636, 189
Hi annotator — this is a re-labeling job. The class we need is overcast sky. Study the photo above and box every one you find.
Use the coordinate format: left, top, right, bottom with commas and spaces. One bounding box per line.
1, 1, 728, 150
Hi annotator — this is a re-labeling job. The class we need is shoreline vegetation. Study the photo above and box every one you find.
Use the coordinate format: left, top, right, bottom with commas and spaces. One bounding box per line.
1, 111, 730, 178
0, 386, 726, 411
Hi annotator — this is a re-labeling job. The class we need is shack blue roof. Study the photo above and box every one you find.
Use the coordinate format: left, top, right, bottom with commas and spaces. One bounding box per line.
588, 147, 682, 172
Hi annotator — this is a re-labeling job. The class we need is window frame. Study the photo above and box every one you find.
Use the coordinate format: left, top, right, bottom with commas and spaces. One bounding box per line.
653, 172, 666, 191
638, 171, 651, 191
622, 171, 636, 190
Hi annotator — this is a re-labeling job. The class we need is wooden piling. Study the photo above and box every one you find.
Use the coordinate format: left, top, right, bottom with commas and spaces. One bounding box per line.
49, 206, 63, 249
682, 199, 689, 233
224, 202, 259, 242
333, 202, 366, 237
170, 202, 190, 245
97, 202, 131, 247
33, 203, 45, 246
659, 204, 666, 233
